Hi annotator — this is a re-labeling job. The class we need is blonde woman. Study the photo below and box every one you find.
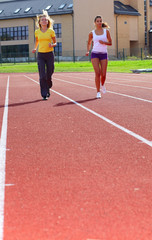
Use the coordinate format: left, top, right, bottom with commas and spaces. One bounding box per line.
32, 10, 57, 100
86, 16, 112, 99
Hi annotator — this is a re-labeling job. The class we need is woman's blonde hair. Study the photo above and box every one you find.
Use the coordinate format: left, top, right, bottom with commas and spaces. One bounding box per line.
94, 15, 110, 28
36, 10, 54, 29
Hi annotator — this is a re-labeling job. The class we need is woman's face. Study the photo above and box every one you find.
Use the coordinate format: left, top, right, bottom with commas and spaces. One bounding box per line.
95, 17, 102, 27
39, 17, 48, 27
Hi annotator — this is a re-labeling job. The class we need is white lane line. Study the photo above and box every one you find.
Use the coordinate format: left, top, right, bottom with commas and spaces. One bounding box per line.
106, 81, 152, 90
25, 75, 152, 103
0, 76, 9, 240
84, 72, 152, 80
24, 75, 152, 147
108, 77, 152, 84
54, 78, 95, 89
106, 90, 152, 103
51, 89, 152, 148
53, 78, 152, 103
57, 72, 152, 82
108, 73, 152, 79
23, 75, 38, 84
5, 184, 14, 187
59, 74, 152, 90
84, 74, 152, 83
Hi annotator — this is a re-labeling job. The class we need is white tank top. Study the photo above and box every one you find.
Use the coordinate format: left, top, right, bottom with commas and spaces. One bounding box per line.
92, 29, 107, 53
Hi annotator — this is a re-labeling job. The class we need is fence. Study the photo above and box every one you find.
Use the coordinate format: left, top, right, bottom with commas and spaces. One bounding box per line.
0, 47, 152, 64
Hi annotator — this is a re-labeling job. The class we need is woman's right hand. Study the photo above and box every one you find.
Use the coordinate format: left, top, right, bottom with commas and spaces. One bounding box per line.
86, 51, 89, 56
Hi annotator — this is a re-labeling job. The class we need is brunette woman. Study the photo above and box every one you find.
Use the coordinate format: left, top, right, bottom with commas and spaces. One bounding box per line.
86, 16, 112, 98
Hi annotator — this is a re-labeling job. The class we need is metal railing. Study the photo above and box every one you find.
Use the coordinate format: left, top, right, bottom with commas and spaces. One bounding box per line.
0, 47, 152, 64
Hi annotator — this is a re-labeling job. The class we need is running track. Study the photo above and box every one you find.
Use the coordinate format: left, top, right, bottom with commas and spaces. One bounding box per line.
0, 72, 152, 240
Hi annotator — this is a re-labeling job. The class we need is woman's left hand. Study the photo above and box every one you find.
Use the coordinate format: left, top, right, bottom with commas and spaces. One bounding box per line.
99, 40, 106, 45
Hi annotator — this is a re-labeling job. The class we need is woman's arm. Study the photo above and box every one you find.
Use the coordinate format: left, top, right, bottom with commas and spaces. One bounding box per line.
99, 30, 112, 46
49, 36, 57, 48
32, 38, 39, 53
86, 32, 93, 56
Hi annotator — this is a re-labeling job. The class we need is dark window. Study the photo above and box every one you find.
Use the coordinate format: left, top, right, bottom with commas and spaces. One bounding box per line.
1, 44, 29, 58
53, 23, 61, 38
54, 42, 62, 56
0, 26, 29, 41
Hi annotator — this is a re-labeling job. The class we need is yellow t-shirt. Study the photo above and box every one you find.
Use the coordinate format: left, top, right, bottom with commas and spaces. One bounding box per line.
35, 28, 56, 53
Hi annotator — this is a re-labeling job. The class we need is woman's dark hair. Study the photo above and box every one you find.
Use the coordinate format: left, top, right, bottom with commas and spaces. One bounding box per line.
94, 15, 110, 28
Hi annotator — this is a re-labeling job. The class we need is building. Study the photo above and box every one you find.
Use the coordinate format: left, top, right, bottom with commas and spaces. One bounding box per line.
0, 0, 152, 62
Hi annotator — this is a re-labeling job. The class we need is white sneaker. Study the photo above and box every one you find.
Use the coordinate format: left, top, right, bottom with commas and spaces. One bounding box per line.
101, 85, 106, 94
96, 92, 101, 99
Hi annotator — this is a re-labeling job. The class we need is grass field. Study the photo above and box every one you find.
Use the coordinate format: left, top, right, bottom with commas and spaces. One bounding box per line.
0, 60, 152, 73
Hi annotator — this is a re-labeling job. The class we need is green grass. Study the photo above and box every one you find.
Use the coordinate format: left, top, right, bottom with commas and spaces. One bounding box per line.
108, 60, 152, 73
0, 60, 152, 73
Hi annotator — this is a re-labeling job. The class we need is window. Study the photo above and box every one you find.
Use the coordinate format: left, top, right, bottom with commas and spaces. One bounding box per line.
58, 4, 66, 9
1, 28, 8, 41
121, 5, 127, 10
45, 5, 52, 10
24, 7, 32, 13
1, 44, 29, 58
114, 5, 120, 9
67, 4, 73, 9
0, 26, 29, 41
21, 26, 28, 40
0, 28, 2, 39
14, 8, 21, 14
14, 27, 18, 40
54, 42, 62, 56
53, 23, 61, 38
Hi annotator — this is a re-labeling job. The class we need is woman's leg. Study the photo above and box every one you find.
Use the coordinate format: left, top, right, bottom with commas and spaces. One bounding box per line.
38, 53, 48, 98
100, 59, 108, 86
91, 58, 101, 93
46, 52, 54, 89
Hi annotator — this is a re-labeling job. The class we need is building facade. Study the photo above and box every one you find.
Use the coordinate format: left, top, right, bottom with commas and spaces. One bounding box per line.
0, 0, 152, 61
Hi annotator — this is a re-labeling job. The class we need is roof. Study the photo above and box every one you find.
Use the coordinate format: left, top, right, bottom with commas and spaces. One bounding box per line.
114, 1, 141, 16
0, 0, 73, 20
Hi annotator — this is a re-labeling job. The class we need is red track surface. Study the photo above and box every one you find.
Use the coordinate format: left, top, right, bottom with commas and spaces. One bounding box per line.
0, 72, 152, 240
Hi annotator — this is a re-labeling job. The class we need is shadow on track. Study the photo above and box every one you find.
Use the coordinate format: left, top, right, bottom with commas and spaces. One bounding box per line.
0, 99, 44, 108
54, 97, 97, 107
